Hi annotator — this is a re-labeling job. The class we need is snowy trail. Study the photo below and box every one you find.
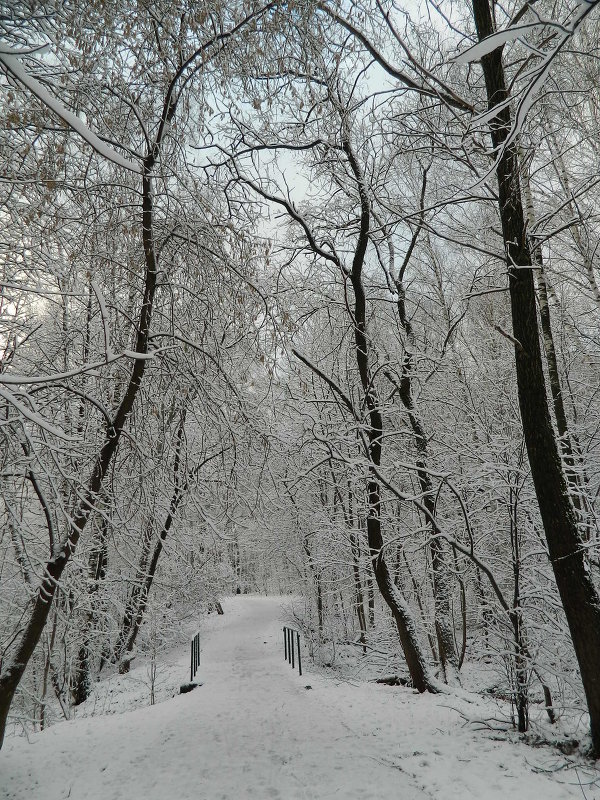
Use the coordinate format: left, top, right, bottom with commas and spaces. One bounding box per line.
1, 596, 585, 799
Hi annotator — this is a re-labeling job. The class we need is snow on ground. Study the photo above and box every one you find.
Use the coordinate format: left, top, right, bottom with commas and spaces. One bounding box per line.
1, 596, 597, 800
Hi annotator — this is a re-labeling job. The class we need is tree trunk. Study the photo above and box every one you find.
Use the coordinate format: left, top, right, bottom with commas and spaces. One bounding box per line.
72, 515, 109, 705
509, 481, 528, 733
348, 512, 368, 653
392, 283, 459, 681
381, 173, 459, 682
0, 148, 160, 748
471, 0, 600, 754
359, 514, 376, 627
343, 135, 436, 691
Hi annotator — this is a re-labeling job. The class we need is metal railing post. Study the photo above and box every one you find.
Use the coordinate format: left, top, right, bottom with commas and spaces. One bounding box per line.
282, 626, 303, 677
190, 632, 200, 682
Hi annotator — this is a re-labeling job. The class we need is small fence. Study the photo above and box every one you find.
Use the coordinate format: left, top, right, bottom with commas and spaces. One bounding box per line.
190, 632, 200, 682
283, 626, 302, 676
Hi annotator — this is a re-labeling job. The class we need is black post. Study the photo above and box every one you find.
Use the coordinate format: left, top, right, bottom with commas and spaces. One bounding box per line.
291, 631, 295, 669
190, 633, 200, 682
297, 631, 302, 676
284, 627, 287, 661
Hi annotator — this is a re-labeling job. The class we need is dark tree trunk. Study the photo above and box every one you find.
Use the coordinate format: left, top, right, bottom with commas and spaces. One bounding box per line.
343, 136, 436, 692
471, 0, 600, 754
347, 488, 367, 653
359, 514, 376, 627
392, 313, 458, 681
349, 528, 368, 653
72, 515, 109, 705
388, 182, 459, 683
509, 481, 528, 733
0, 147, 160, 748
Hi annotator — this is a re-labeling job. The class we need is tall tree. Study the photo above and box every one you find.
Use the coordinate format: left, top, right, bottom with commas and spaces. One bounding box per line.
0, 0, 275, 747
466, 0, 600, 754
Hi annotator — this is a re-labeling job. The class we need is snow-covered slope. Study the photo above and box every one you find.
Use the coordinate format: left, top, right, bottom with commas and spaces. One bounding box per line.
0, 596, 591, 799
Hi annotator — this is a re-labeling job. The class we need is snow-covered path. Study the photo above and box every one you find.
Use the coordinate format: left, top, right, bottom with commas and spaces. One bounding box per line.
1, 596, 587, 799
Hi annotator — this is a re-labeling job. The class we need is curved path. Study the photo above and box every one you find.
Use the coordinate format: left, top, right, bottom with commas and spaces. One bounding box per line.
1, 596, 580, 799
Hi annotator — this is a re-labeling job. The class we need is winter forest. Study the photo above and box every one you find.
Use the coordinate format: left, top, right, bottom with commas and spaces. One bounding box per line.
3, 0, 600, 796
